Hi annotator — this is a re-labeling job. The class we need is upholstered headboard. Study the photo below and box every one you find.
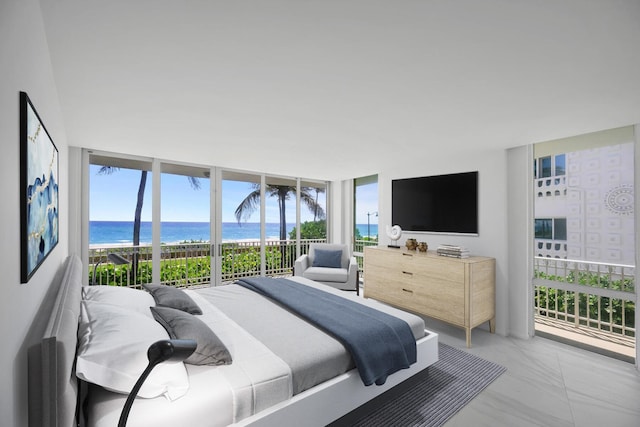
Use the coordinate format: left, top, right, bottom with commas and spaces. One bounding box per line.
28, 254, 83, 427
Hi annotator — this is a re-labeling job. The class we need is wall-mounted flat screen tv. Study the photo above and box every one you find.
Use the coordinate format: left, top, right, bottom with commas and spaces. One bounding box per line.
392, 171, 478, 235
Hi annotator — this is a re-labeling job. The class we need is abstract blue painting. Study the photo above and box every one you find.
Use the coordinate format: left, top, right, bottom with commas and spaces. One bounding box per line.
20, 92, 59, 283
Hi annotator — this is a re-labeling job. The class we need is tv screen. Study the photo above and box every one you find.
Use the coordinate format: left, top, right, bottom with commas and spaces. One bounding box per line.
392, 171, 478, 234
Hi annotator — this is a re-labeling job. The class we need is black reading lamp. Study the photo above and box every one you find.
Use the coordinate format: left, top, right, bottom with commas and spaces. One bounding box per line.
118, 339, 197, 427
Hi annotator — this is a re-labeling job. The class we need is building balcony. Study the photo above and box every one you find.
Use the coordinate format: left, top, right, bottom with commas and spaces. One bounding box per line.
534, 256, 636, 362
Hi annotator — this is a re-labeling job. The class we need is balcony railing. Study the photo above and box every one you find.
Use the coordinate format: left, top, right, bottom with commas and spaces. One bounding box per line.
354, 238, 379, 276
89, 238, 327, 288
533, 256, 636, 349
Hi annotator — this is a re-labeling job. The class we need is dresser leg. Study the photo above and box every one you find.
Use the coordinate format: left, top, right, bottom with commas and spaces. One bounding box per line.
465, 329, 471, 348
489, 318, 496, 334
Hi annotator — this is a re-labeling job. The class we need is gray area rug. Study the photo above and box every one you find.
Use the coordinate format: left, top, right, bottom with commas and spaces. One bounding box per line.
329, 343, 506, 427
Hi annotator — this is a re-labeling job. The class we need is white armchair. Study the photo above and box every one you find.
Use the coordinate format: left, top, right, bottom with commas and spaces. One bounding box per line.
294, 243, 359, 295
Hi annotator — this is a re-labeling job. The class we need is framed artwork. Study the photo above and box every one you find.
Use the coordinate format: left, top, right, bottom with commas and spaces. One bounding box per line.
20, 92, 59, 283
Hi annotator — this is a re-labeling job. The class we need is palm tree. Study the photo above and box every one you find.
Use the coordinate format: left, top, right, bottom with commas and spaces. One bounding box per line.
234, 184, 325, 241
234, 183, 325, 271
312, 187, 325, 221
96, 166, 200, 282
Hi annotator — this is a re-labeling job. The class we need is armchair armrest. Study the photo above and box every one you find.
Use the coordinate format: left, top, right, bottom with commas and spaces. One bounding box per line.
347, 256, 359, 295
294, 254, 310, 276
348, 256, 358, 275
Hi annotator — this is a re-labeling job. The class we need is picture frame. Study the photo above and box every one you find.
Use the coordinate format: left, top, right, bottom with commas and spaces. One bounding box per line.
20, 92, 59, 283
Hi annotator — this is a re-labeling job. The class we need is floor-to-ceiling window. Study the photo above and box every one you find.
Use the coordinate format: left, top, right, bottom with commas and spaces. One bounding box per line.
87, 153, 329, 287
533, 126, 636, 362
219, 171, 328, 284
220, 171, 264, 282
353, 175, 378, 276
88, 155, 152, 287
160, 163, 211, 287
295, 178, 327, 256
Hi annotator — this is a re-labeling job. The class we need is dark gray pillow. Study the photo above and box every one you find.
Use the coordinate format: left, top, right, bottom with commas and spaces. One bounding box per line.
150, 306, 232, 366
312, 249, 343, 268
143, 284, 202, 315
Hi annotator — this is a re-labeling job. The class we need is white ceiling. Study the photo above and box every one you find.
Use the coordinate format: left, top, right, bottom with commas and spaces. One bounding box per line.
40, 0, 640, 181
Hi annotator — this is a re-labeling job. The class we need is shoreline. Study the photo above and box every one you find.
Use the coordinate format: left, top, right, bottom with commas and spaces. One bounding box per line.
89, 238, 291, 249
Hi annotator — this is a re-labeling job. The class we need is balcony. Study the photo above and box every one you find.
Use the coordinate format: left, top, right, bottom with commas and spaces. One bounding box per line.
89, 238, 326, 288
354, 238, 379, 277
534, 256, 636, 361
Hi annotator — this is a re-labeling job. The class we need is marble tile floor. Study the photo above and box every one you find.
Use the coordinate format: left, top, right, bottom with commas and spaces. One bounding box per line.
420, 318, 640, 427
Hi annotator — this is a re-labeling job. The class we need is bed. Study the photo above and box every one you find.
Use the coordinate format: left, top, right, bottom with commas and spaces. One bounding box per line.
28, 254, 439, 427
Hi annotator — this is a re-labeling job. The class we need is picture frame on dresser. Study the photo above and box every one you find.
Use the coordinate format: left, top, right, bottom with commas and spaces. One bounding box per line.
20, 91, 59, 283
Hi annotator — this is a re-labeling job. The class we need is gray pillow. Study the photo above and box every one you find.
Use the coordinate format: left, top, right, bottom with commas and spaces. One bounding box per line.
143, 284, 202, 315
150, 306, 232, 366
312, 249, 343, 268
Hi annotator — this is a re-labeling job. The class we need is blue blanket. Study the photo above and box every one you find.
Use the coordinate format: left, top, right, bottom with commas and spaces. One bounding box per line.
236, 277, 416, 386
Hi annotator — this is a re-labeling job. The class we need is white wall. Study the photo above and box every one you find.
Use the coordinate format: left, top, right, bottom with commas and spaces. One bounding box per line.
0, 1, 68, 426
373, 148, 511, 337
507, 145, 534, 339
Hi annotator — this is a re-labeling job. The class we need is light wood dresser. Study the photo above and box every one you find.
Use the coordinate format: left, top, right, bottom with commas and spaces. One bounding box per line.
364, 246, 495, 347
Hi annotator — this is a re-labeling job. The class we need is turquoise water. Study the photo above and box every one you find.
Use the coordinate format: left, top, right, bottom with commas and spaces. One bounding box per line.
89, 221, 378, 245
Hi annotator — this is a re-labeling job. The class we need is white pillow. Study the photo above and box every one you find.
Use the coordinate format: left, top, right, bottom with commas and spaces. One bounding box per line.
76, 300, 189, 400
82, 285, 155, 317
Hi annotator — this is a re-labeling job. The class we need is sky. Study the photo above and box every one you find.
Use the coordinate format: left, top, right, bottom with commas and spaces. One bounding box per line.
89, 165, 375, 223
354, 182, 379, 225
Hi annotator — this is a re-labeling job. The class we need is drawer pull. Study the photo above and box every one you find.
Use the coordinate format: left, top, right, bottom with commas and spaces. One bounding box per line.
402, 253, 413, 257
402, 271, 413, 276
402, 288, 413, 293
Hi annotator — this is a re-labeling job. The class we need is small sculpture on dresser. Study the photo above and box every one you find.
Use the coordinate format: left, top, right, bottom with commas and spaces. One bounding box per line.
418, 242, 428, 252
405, 238, 418, 250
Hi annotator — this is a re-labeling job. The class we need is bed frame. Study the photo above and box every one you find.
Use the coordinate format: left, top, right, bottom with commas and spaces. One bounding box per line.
28, 255, 83, 427
28, 255, 439, 427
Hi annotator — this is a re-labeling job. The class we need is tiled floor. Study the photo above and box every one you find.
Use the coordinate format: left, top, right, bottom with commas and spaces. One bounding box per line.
420, 318, 640, 427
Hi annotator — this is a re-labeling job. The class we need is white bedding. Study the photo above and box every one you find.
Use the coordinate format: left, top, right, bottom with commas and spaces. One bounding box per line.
85, 277, 429, 427
86, 291, 293, 427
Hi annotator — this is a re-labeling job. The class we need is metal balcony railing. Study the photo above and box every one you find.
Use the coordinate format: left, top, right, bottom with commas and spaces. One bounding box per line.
89, 239, 327, 288
533, 256, 636, 348
354, 238, 379, 276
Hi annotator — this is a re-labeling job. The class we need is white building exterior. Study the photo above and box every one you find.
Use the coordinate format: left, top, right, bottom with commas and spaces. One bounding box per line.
534, 127, 635, 266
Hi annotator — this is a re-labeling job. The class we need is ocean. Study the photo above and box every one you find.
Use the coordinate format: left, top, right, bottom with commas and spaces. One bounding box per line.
89, 221, 378, 245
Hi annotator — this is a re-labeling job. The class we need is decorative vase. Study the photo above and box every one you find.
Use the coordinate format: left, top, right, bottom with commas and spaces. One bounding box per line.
405, 238, 417, 251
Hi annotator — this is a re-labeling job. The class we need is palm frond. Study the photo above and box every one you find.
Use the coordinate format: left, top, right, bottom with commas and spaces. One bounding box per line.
188, 176, 201, 190
234, 184, 261, 224
97, 166, 120, 175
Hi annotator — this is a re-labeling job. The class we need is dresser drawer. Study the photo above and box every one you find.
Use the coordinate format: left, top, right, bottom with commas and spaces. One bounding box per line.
365, 246, 404, 267
364, 264, 409, 292
411, 257, 465, 283
365, 263, 464, 324
411, 279, 465, 325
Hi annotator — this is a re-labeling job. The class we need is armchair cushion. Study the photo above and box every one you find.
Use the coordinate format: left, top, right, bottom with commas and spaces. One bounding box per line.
309, 243, 350, 269
312, 249, 343, 268
303, 266, 349, 283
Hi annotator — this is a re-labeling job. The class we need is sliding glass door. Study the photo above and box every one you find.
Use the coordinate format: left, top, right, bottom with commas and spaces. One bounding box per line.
353, 175, 378, 274
88, 154, 153, 287
87, 151, 329, 288
160, 163, 211, 287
